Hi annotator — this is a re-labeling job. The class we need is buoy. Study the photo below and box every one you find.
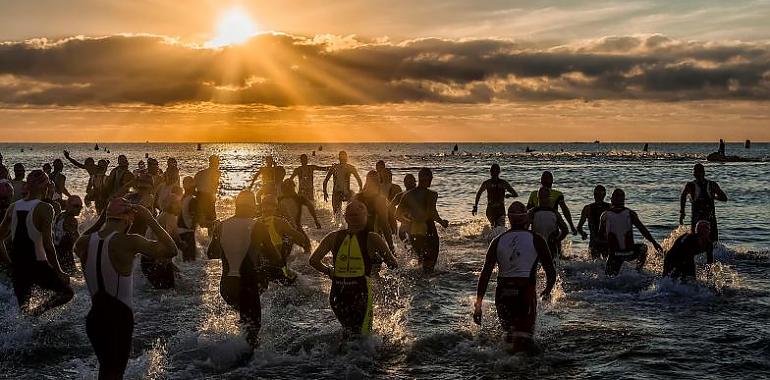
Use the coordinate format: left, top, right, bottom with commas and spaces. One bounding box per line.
745, 139, 751, 149
94, 143, 99, 151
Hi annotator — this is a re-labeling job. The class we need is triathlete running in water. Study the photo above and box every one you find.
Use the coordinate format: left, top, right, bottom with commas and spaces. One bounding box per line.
323, 151, 363, 215
278, 179, 322, 230
663, 220, 713, 282
530, 187, 569, 259
527, 171, 577, 235
599, 189, 663, 276
194, 155, 221, 230
353, 171, 395, 253
474, 201, 556, 352
0, 170, 74, 315
577, 185, 611, 259
310, 200, 398, 336
289, 154, 328, 203
75, 198, 176, 380
473, 164, 518, 227
259, 195, 311, 285
679, 163, 727, 257
53, 195, 82, 275
395, 168, 449, 273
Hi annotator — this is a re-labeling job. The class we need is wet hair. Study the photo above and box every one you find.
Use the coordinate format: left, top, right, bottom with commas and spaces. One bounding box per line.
418, 168, 432, 179
507, 201, 529, 227
491, 163, 501, 172
611, 189, 625, 205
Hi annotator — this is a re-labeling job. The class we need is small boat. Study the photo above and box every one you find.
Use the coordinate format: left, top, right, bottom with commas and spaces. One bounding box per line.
593, 140, 600, 144
643, 143, 649, 152
94, 143, 99, 151
197, 143, 202, 151
525, 146, 535, 153
746, 139, 751, 149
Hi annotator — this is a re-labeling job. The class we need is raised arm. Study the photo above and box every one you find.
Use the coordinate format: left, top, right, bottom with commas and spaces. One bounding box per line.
129, 206, 177, 259
309, 232, 336, 277
63, 151, 87, 170
368, 232, 397, 268
631, 210, 662, 252
473, 238, 499, 324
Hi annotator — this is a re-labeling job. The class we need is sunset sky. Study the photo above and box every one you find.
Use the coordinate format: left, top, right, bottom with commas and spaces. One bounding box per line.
1, 0, 769, 142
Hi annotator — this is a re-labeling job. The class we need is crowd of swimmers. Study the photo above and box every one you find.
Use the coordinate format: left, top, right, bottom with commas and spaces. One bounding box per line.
0, 150, 727, 379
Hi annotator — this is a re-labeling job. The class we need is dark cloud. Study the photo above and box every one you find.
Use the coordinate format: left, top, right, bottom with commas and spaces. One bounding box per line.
0, 33, 768, 106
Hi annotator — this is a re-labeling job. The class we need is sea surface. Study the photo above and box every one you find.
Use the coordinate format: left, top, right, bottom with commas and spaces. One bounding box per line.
0, 142, 768, 379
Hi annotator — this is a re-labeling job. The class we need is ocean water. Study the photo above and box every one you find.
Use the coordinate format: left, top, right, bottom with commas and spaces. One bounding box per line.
0, 142, 768, 379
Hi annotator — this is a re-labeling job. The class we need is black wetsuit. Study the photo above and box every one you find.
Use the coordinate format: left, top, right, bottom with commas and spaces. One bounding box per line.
663, 233, 706, 280
587, 201, 611, 258
86, 235, 134, 379
330, 231, 374, 335
178, 194, 197, 261
219, 221, 275, 346
54, 212, 79, 275
690, 180, 719, 242
9, 201, 73, 313
483, 178, 510, 227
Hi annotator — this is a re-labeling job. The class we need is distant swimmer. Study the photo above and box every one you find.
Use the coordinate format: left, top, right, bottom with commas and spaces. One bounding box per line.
353, 171, 395, 253
194, 155, 221, 230
0, 170, 74, 315
473, 202, 556, 351
663, 221, 714, 282
289, 154, 328, 203
530, 187, 569, 259
53, 195, 82, 275
309, 200, 398, 337
178, 177, 198, 261
250, 155, 286, 197
323, 151, 363, 215
214, 191, 282, 347
643, 143, 649, 152
718, 139, 726, 156
11, 163, 26, 202
105, 155, 135, 199
396, 168, 449, 273
259, 195, 311, 285
527, 171, 577, 235
76, 198, 176, 379
599, 189, 663, 276
391, 173, 416, 243
576, 185, 611, 259
278, 179, 322, 230
679, 163, 726, 257
472, 164, 518, 227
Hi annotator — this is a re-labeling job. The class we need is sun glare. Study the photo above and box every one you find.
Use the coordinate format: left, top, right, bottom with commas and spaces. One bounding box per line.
206, 7, 259, 48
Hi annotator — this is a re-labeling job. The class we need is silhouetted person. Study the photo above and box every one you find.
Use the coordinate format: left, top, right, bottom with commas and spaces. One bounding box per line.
599, 189, 663, 276
323, 151, 363, 215
679, 163, 727, 257
663, 221, 713, 282
577, 185, 611, 259
527, 171, 577, 235
473, 164, 517, 227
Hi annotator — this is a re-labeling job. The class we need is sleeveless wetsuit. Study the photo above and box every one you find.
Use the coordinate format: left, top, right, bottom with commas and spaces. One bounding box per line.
261, 216, 296, 285
484, 178, 509, 227
690, 180, 719, 242
601, 208, 648, 276
330, 231, 374, 335
663, 233, 704, 281
531, 206, 562, 258
587, 201, 610, 258
219, 217, 271, 347
84, 232, 134, 380
178, 194, 197, 261
491, 230, 540, 339
53, 211, 79, 274
9, 199, 72, 312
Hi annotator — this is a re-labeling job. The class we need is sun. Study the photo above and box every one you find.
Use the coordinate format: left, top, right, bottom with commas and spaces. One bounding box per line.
206, 7, 259, 48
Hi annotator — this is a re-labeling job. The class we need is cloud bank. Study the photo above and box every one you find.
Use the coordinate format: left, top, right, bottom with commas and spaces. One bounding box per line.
1, 33, 769, 106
